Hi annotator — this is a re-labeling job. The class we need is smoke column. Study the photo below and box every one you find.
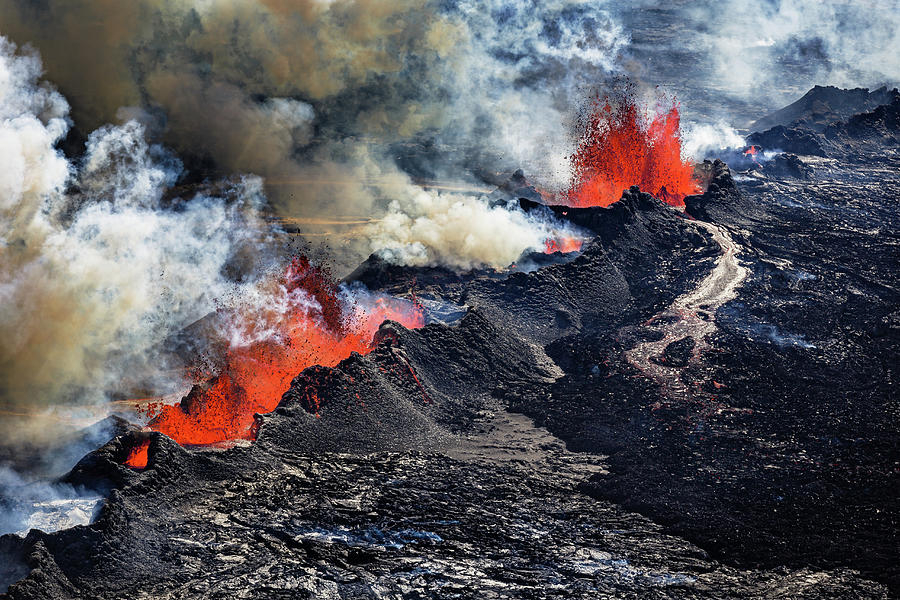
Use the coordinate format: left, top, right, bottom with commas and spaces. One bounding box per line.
0, 38, 271, 445
0, 0, 627, 270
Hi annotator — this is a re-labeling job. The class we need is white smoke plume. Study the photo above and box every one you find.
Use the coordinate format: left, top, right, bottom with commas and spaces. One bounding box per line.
0, 38, 270, 444
367, 187, 573, 270
681, 121, 747, 161
0, 465, 104, 536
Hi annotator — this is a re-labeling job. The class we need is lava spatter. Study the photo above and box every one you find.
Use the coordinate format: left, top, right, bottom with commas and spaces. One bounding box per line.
144, 258, 424, 446
124, 440, 150, 469
544, 237, 584, 254
566, 92, 701, 208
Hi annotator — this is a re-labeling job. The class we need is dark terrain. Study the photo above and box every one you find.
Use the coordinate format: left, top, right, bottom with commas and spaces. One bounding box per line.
1, 90, 898, 598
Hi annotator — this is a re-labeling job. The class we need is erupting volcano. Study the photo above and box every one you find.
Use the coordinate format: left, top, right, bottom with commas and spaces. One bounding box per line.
565, 93, 701, 208
135, 258, 424, 448
2, 0, 899, 595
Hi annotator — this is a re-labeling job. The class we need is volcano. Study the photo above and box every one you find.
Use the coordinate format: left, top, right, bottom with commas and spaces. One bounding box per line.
0, 84, 897, 599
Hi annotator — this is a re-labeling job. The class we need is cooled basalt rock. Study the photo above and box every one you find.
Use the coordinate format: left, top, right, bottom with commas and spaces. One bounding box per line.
748, 95, 900, 160
657, 336, 695, 367
3, 88, 899, 599
747, 125, 827, 156
750, 85, 899, 132
683, 159, 750, 224
763, 153, 813, 180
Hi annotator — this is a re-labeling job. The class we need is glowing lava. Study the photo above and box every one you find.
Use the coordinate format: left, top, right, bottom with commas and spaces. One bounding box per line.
565, 93, 701, 208
744, 145, 761, 166
143, 257, 424, 446
544, 237, 583, 254
124, 440, 150, 469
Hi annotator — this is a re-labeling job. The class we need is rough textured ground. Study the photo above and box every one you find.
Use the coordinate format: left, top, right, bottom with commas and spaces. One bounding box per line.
1, 93, 898, 599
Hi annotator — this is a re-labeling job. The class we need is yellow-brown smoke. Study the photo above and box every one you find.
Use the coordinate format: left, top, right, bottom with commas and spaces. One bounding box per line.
0, 0, 620, 271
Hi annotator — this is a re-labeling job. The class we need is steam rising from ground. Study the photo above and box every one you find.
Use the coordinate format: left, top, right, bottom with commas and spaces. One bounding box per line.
367, 187, 576, 270
684, 0, 900, 108
681, 121, 746, 161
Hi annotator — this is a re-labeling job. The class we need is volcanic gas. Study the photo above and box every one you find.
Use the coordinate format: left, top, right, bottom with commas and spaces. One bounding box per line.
565, 93, 701, 208
133, 257, 424, 450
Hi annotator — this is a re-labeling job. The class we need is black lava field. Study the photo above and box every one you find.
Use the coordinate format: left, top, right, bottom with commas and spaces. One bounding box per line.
1, 87, 898, 599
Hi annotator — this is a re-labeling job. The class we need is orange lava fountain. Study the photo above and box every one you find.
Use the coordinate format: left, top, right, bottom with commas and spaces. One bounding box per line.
565, 93, 701, 208
132, 257, 424, 450
744, 145, 761, 166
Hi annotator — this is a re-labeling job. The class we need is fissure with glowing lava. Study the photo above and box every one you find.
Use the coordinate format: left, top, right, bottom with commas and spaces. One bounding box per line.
564, 93, 700, 208
125, 90, 699, 467
125, 257, 423, 466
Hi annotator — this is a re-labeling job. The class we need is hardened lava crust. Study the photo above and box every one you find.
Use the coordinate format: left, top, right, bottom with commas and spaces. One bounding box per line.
1, 93, 898, 599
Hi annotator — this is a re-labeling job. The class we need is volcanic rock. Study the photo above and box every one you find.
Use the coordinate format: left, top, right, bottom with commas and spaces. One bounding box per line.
762, 153, 813, 180
750, 85, 899, 132
683, 159, 749, 224
657, 336, 695, 367
746, 124, 826, 156
748, 92, 900, 159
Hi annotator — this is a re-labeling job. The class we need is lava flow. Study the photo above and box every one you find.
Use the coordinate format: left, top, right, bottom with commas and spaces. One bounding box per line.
565, 93, 701, 208
544, 237, 583, 254
140, 257, 424, 447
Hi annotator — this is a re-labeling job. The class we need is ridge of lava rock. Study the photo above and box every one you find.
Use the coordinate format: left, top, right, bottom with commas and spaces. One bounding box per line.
748, 95, 900, 159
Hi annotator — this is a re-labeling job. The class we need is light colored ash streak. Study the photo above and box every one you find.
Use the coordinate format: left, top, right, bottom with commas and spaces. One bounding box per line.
625, 219, 748, 399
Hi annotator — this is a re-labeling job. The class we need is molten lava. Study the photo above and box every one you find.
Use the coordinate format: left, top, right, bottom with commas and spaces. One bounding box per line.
566, 93, 700, 208
144, 257, 424, 446
124, 440, 150, 469
544, 237, 583, 254
744, 145, 761, 166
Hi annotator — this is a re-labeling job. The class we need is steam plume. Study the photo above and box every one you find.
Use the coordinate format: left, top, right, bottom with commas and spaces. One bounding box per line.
684, 0, 900, 108
0, 0, 627, 269
0, 39, 268, 444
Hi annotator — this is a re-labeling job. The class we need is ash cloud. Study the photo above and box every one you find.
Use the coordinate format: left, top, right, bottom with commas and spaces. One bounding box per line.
0, 0, 627, 270
0, 39, 271, 445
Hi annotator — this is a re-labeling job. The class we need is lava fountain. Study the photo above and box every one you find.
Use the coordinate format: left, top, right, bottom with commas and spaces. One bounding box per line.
565, 92, 701, 208
744, 145, 761, 167
128, 257, 424, 454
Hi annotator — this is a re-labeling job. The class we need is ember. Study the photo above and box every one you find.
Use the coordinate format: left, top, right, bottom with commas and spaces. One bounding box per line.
566, 92, 700, 208
143, 258, 424, 446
